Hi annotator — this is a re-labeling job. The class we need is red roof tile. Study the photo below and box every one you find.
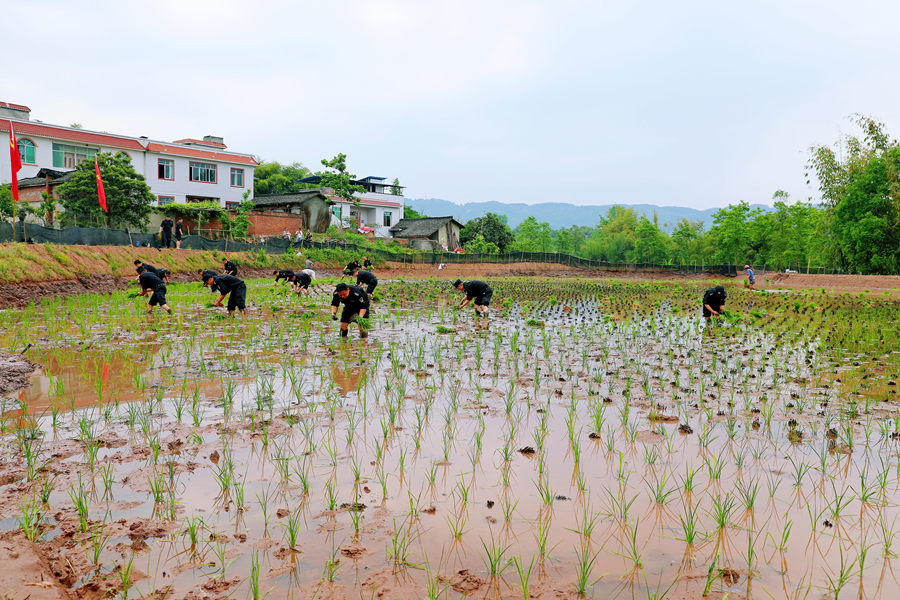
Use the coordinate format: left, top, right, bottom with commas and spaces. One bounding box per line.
172, 138, 228, 149
146, 142, 258, 166
0, 102, 30, 112
0, 119, 145, 150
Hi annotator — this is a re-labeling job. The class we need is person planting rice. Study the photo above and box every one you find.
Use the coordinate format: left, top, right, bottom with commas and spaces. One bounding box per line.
341, 259, 361, 280
355, 269, 378, 295
221, 257, 238, 277
289, 271, 313, 296
363, 256, 373, 269
331, 282, 371, 339
137, 269, 172, 314
201, 269, 247, 318
134, 260, 170, 284
744, 264, 756, 290
273, 269, 295, 284
702, 285, 727, 322
453, 279, 493, 317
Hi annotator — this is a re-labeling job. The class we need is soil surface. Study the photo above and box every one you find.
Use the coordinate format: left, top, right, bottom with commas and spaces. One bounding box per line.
0, 351, 38, 394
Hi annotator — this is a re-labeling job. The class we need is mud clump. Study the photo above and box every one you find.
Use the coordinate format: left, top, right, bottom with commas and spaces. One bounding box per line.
0, 351, 38, 394
518, 446, 536, 455
440, 569, 485, 594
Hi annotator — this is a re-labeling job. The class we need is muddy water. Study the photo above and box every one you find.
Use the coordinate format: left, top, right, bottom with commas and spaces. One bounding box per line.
0, 279, 899, 599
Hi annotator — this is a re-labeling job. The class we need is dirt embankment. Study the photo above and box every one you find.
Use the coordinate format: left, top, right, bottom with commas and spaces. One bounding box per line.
0, 351, 38, 394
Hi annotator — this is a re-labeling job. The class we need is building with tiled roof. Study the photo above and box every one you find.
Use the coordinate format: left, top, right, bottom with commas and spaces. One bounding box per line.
0, 103, 257, 210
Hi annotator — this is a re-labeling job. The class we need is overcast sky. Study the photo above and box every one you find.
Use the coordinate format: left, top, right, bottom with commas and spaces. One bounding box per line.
5, 0, 900, 209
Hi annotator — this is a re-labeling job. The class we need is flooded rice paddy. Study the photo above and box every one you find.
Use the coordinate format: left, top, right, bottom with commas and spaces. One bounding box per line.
1, 277, 899, 599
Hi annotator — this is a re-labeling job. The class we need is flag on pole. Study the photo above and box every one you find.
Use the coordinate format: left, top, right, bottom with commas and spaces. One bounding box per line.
7, 121, 21, 202
94, 155, 107, 212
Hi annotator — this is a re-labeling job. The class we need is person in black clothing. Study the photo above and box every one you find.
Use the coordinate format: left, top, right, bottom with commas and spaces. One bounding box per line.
363, 256, 373, 270
201, 269, 247, 317
331, 282, 371, 338
175, 218, 184, 249
702, 285, 727, 321
355, 270, 378, 295
341, 259, 361, 280
221, 258, 238, 276
453, 279, 493, 317
137, 270, 172, 314
134, 260, 170, 284
273, 269, 295, 284
289, 271, 313, 296
160, 216, 174, 248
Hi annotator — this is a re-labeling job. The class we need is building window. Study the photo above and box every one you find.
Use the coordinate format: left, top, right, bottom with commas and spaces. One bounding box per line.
230, 168, 244, 187
189, 161, 217, 183
383, 211, 392, 227
17, 139, 36, 164
115, 151, 131, 162
158, 159, 173, 180
331, 205, 342, 220
158, 196, 174, 206
225, 201, 240, 209
52, 143, 98, 169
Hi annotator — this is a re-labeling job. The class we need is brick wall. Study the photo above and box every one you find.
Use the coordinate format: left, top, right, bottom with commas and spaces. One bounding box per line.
247, 212, 306, 236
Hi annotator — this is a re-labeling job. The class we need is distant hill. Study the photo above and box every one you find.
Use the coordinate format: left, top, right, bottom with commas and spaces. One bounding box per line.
406, 198, 770, 230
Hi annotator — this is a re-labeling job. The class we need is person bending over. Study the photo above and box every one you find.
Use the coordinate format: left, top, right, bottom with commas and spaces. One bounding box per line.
453, 279, 493, 317
137, 270, 172, 314
201, 269, 247, 318
273, 269, 295, 284
134, 260, 170, 284
331, 282, 371, 339
702, 285, 727, 322
289, 271, 313, 296
355, 269, 378, 295
363, 256, 373, 270
341, 259, 361, 280
744, 265, 755, 290
221, 258, 238, 277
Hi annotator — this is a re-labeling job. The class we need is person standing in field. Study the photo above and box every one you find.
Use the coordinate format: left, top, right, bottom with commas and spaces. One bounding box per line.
221, 257, 238, 277
160, 216, 174, 249
744, 265, 755, 290
295, 229, 304, 249
702, 285, 727, 322
355, 269, 378, 294
201, 270, 247, 318
174, 218, 184, 249
453, 279, 493, 317
331, 282, 371, 339
137, 269, 172, 314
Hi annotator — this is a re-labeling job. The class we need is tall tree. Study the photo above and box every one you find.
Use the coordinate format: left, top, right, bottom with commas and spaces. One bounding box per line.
254, 161, 313, 195
510, 216, 554, 252
56, 152, 154, 229
317, 153, 365, 228
390, 178, 403, 196
460, 212, 514, 252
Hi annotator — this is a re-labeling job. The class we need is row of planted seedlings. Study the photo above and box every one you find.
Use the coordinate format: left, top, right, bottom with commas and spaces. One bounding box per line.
0, 278, 898, 598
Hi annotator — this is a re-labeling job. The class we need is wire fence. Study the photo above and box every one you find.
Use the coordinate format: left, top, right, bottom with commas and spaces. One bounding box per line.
0, 222, 852, 276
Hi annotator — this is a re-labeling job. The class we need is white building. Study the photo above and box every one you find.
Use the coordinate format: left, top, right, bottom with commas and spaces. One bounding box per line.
0, 102, 256, 209
310, 175, 404, 238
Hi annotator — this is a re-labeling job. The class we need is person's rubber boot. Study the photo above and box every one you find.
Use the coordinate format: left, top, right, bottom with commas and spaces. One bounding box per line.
340, 329, 349, 338
360, 329, 369, 339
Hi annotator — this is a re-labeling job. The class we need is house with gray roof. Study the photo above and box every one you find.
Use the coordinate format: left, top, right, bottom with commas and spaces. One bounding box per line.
390, 216, 463, 251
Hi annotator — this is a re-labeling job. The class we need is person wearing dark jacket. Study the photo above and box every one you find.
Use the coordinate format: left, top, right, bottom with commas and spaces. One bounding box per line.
331, 283, 371, 338
134, 260, 170, 284
175, 218, 184, 249
355, 270, 378, 294
341, 260, 361, 279
221, 258, 238, 277
137, 270, 172, 314
363, 256, 373, 270
273, 269, 295, 284
289, 271, 313, 296
160, 216, 174, 248
201, 270, 247, 317
453, 279, 493, 317
702, 285, 727, 321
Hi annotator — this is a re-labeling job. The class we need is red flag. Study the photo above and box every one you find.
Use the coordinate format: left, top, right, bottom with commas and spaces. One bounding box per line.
94, 155, 107, 212
7, 121, 21, 202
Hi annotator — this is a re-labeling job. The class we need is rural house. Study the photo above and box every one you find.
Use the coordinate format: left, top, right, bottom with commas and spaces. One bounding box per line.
390, 216, 463, 251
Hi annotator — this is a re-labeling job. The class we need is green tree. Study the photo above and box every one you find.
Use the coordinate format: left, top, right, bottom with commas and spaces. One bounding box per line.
510, 216, 554, 252
0, 184, 14, 221
582, 206, 638, 262
404, 205, 426, 219
317, 153, 365, 228
669, 218, 706, 264
56, 152, 155, 229
459, 213, 514, 252
631, 217, 668, 263
707, 201, 766, 265
254, 161, 313, 195
390, 178, 403, 196
464, 234, 500, 254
